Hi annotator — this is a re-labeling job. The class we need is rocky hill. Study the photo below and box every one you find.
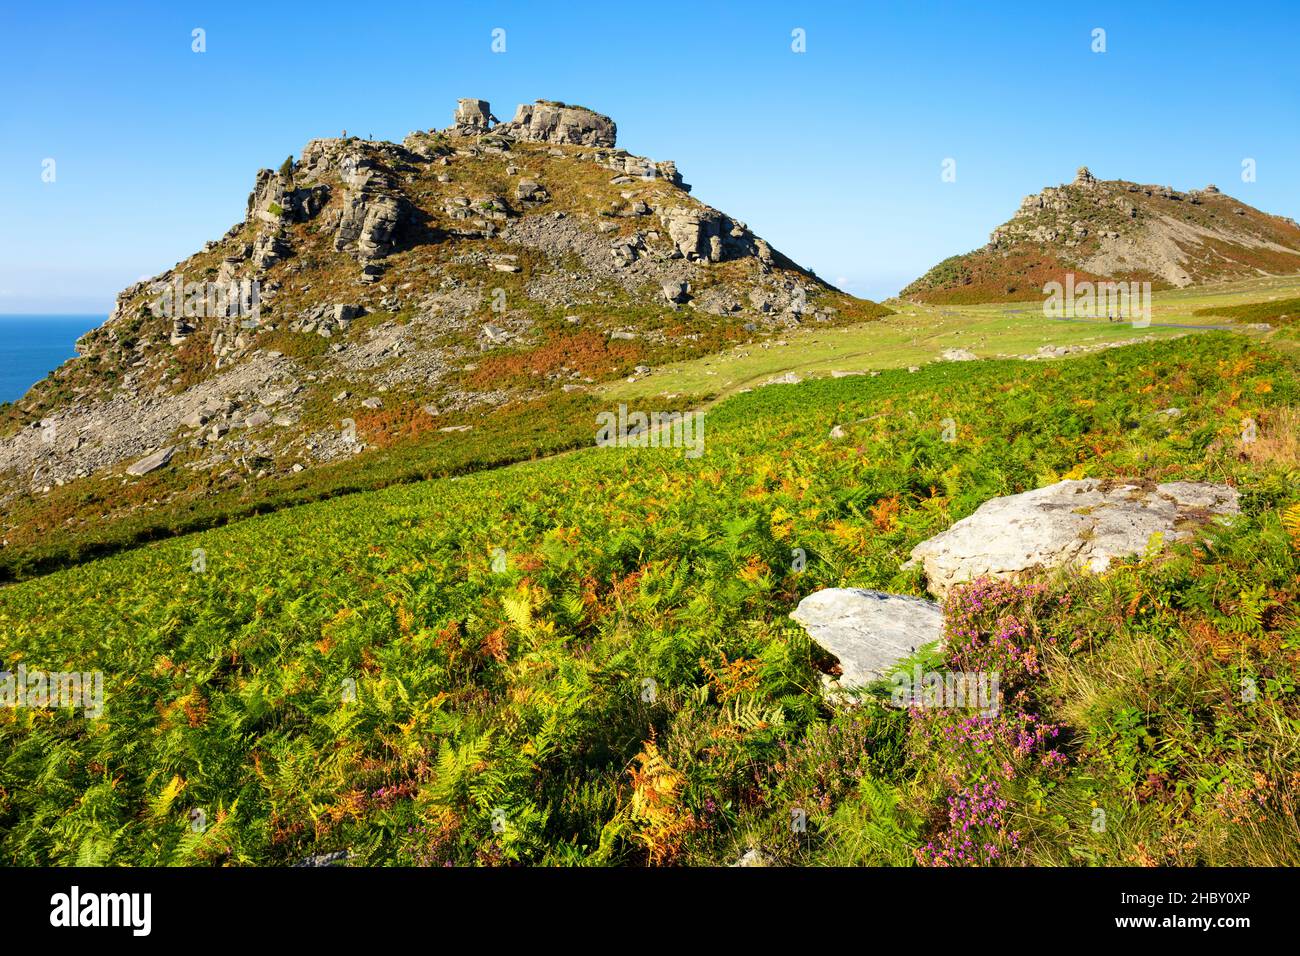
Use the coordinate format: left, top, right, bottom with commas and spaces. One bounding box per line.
903, 167, 1300, 303
0, 98, 888, 573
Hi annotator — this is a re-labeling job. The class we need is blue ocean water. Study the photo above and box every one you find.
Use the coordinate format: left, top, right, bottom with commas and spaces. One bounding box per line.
0, 315, 104, 405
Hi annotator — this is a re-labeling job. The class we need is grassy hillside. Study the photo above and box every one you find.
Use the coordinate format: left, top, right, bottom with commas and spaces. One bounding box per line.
2, 334, 1298, 866
0, 303, 882, 582
16, 275, 1296, 584
0, 115, 891, 582
900, 249, 1127, 306
1194, 296, 1300, 325
0, 389, 619, 582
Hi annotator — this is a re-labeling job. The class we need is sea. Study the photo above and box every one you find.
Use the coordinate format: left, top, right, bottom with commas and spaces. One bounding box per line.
0, 315, 104, 405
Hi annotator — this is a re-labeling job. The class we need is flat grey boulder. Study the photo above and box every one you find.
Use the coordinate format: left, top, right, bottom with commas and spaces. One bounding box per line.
907, 479, 1239, 597
790, 589, 944, 690
125, 446, 175, 476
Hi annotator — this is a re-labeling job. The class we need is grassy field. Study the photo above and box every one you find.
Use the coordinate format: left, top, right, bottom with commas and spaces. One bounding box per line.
606, 276, 1300, 404
1193, 295, 1300, 325
2, 333, 1298, 866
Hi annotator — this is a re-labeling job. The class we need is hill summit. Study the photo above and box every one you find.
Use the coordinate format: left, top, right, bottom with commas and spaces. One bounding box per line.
903, 166, 1300, 303
0, 98, 886, 567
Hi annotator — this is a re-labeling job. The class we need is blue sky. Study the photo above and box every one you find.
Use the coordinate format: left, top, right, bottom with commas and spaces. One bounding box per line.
1, 0, 1297, 312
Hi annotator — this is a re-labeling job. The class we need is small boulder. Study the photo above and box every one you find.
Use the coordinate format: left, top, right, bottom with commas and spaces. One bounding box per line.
764, 372, 801, 386
661, 281, 689, 304
126, 446, 176, 476
790, 589, 944, 690
480, 323, 511, 345
515, 179, 548, 202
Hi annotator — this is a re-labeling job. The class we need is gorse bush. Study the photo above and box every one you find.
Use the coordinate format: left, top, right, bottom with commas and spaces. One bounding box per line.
1, 334, 1297, 865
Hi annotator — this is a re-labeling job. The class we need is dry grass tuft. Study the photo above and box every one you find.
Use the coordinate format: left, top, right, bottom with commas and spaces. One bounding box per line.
1238, 405, 1300, 467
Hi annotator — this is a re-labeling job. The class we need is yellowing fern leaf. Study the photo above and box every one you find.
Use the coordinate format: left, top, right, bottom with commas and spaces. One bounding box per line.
149, 774, 186, 822
1282, 503, 1300, 547
501, 585, 534, 633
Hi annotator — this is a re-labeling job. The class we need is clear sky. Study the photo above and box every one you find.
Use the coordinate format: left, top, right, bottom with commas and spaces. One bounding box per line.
2, 0, 1297, 313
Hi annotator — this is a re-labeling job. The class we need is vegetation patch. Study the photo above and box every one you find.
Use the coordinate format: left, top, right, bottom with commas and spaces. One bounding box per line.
2, 335, 1296, 865
1193, 296, 1300, 325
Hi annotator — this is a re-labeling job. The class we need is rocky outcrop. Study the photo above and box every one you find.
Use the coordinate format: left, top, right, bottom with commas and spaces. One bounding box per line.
327, 154, 408, 260
496, 100, 617, 147
2, 96, 868, 509
595, 152, 687, 191
514, 179, 549, 203
906, 479, 1240, 597
659, 205, 775, 267
452, 98, 495, 134
246, 168, 329, 227
790, 589, 944, 690
251, 231, 291, 270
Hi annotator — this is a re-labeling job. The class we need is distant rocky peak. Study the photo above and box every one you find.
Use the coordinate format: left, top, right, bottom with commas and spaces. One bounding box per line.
903, 164, 1300, 303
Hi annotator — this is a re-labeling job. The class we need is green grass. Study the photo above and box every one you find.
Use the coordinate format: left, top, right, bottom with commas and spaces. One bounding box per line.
1193, 295, 1300, 325
0, 391, 612, 582
2, 334, 1297, 866
604, 279, 1300, 405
